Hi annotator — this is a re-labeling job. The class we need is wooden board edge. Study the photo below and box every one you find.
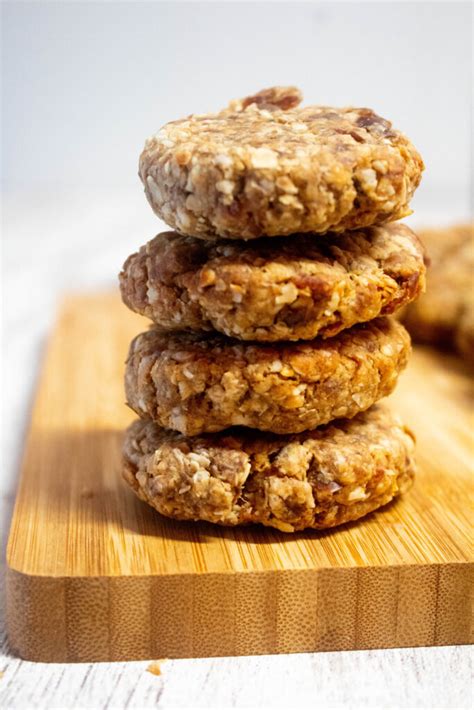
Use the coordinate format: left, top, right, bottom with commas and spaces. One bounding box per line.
6, 563, 473, 663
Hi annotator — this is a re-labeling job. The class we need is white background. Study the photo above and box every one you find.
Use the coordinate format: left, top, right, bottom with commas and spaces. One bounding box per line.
1, 2, 472, 708
3, 1, 472, 208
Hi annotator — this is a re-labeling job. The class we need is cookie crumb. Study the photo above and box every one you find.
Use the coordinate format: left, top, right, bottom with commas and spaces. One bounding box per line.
146, 659, 168, 676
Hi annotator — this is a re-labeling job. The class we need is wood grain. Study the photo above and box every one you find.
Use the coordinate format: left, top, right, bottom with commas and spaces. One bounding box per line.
5, 293, 474, 662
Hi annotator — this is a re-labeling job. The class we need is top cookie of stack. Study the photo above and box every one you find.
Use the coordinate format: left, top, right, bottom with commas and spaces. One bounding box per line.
139, 86, 423, 240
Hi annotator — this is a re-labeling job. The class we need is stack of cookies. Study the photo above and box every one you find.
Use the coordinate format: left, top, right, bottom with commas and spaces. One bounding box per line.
119, 86, 426, 533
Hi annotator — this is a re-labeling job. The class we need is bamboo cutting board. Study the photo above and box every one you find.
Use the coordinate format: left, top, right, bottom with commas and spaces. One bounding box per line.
6, 293, 473, 662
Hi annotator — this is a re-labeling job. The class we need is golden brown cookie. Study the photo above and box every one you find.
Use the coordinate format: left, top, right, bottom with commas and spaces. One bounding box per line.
125, 317, 411, 435
139, 86, 424, 240
123, 405, 415, 532
401, 224, 473, 360
120, 223, 425, 341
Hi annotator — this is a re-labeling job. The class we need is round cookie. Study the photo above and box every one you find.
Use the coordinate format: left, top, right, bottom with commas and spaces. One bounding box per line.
139, 86, 424, 240
401, 224, 473, 360
125, 317, 411, 435
120, 223, 425, 342
123, 405, 416, 533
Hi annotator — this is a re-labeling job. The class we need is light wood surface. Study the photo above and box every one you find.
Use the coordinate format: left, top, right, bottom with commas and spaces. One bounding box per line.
5, 293, 473, 663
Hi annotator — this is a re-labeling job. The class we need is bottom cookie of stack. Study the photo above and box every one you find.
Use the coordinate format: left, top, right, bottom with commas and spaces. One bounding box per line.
123, 405, 415, 533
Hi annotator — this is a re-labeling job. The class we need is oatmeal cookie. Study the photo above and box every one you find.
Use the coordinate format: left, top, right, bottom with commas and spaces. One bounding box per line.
401, 224, 473, 360
125, 317, 410, 435
139, 86, 424, 239
120, 223, 425, 341
123, 405, 415, 532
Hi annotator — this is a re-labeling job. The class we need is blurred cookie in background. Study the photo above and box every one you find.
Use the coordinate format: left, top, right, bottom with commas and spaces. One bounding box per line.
401, 224, 473, 361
